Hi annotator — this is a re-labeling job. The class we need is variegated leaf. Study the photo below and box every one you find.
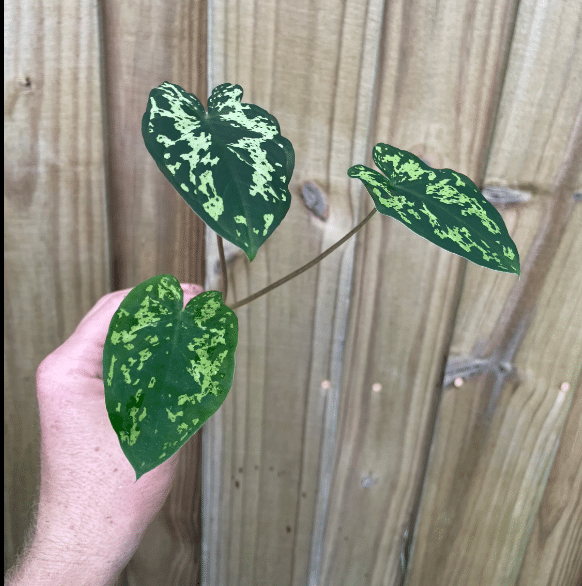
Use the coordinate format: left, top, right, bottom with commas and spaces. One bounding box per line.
348, 143, 520, 276
142, 82, 295, 261
103, 275, 238, 481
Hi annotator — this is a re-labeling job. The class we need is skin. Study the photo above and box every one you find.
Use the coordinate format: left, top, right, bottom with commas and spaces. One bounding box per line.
6, 283, 204, 586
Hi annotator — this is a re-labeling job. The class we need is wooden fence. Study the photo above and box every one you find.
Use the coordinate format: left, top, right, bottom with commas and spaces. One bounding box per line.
5, 0, 581, 584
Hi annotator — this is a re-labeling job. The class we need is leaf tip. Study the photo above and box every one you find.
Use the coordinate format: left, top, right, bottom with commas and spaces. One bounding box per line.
245, 248, 258, 262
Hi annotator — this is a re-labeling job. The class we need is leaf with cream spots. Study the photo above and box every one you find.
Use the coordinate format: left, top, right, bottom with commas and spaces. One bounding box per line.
103, 275, 238, 481
142, 82, 295, 261
348, 143, 520, 276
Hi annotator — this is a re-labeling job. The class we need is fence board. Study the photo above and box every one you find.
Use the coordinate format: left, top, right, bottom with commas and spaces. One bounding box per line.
6, 0, 581, 584
4, 0, 110, 575
517, 349, 582, 586
97, 2, 208, 585
202, 0, 383, 584
404, 0, 582, 583
318, 0, 527, 583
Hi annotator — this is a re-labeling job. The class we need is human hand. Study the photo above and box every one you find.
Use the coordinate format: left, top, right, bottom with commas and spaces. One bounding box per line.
16, 283, 204, 584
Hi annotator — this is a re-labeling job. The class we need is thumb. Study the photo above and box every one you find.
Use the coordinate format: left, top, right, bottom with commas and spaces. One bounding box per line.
181, 282, 204, 307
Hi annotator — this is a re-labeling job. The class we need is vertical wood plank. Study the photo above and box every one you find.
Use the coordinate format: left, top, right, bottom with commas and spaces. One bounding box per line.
6, 0, 581, 584
404, 1, 582, 583
319, 0, 526, 584
516, 368, 582, 586
4, 0, 110, 575
99, 1, 208, 584
202, 0, 383, 584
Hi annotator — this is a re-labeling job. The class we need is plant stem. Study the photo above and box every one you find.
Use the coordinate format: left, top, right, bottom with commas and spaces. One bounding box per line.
230, 207, 377, 311
217, 234, 228, 304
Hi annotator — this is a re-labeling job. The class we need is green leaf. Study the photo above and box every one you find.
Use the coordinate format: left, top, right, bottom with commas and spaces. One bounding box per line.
142, 82, 295, 261
103, 275, 238, 481
348, 143, 520, 276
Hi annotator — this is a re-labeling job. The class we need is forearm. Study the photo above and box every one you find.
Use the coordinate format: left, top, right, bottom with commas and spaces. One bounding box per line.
4, 492, 145, 586
5, 548, 120, 586
4, 537, 124, 586
4, 508, 132, 586
5, 409, 155, 586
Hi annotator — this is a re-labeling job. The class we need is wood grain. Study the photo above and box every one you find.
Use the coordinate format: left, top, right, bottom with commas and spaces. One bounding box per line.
5, 0, 581, 584
404, 1, 582, 584
202, 0, 385, 584
517, 367, 582, 586
317, 0, 531, 584
4, 0, 110, 575
98, 1, 207, 585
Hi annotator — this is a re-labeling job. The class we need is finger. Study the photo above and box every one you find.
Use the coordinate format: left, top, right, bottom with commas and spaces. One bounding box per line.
75, 287, 135, 331
76, 283, 204, 332
52, 290, 142, 377
55, 283, 204, 378
181, 283, 204, 306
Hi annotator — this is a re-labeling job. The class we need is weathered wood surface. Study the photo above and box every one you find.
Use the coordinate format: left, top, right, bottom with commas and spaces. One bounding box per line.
319, 0, 528, 583
404, 0, 582, 584
4, 0, 111, 573
98, 2, 208, 585
203, 0, 582, 585
5, 0, 581, 584
4, 0, 207, 583
201, 0, 388, 584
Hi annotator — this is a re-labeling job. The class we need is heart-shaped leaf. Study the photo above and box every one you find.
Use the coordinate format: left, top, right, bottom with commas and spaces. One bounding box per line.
103, 274, 238, 481
348, 143, 520, 276
142, 82, 295, 261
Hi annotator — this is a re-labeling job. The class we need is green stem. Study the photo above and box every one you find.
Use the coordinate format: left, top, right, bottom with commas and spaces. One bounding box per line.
230, 208, 377, 311
217, 234, 228, 304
